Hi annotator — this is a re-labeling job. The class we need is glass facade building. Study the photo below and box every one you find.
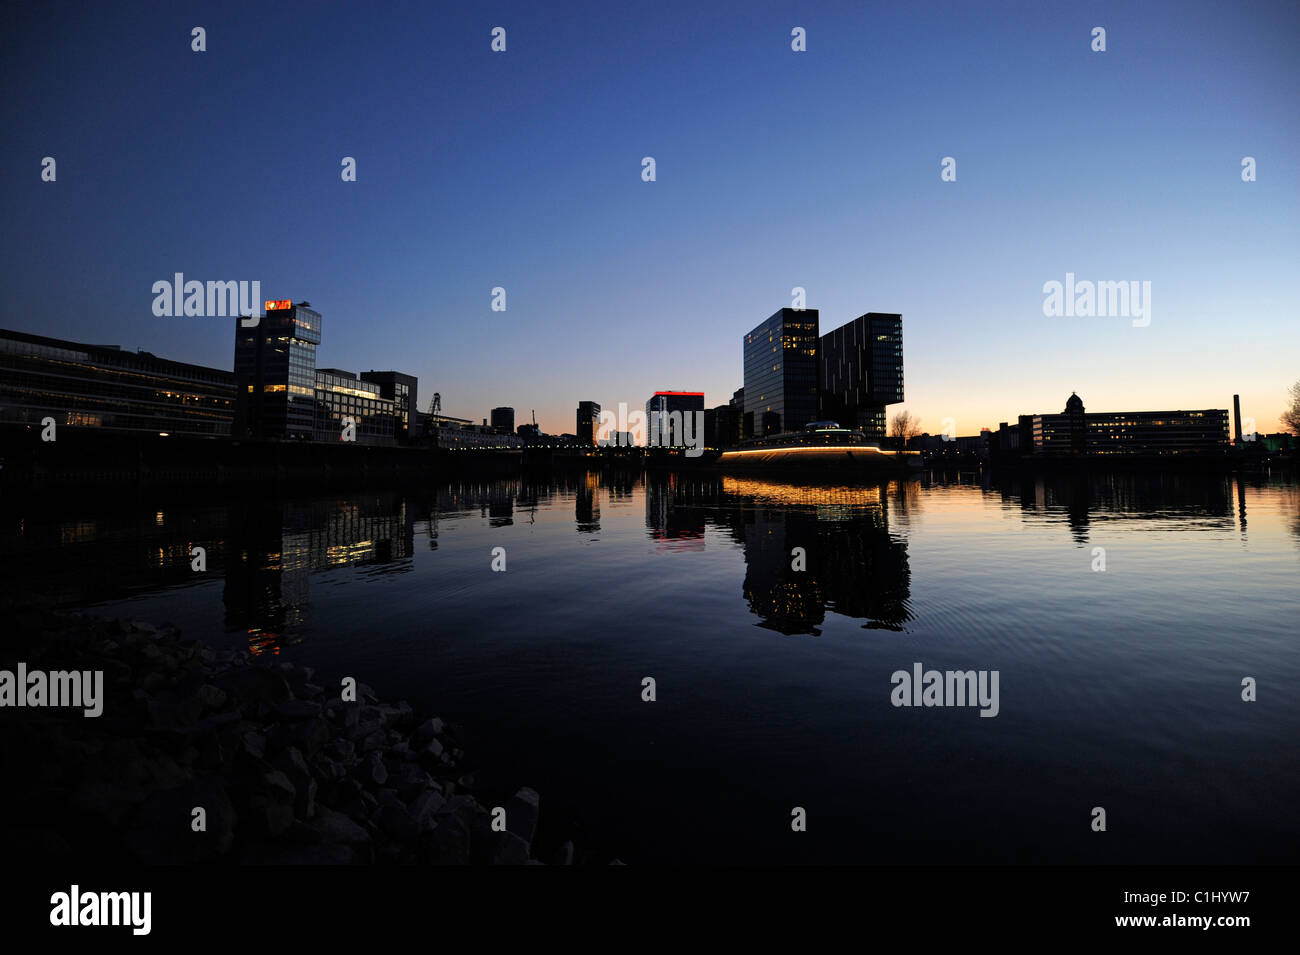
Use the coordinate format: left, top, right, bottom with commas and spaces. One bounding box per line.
819, 312, 903, 438
314, 369, 396, 445
645, 391, 705, 447
233, 302, 321, 440
0, 327, 234, 436
742, 308, 820, 438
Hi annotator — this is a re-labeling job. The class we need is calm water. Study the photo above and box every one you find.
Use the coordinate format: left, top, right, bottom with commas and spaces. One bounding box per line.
5, 469, 1298, 864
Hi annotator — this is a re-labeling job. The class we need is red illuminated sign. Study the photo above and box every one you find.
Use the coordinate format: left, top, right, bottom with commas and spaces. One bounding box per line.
265, 299, 292, 311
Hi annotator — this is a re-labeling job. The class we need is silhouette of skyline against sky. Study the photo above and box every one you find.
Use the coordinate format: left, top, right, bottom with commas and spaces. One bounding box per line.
2, 0, 1296, 434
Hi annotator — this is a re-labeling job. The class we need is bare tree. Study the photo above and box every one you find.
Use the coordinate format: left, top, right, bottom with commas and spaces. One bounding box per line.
1284, 380, 1300, 435
889, 410, 922, 445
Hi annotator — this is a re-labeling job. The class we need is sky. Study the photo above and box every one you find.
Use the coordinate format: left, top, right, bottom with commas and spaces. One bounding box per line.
2, 0, 1297, 436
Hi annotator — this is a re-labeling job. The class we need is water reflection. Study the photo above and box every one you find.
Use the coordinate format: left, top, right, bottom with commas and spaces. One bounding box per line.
3, 470, 1296, 650
644, 475, 913, 634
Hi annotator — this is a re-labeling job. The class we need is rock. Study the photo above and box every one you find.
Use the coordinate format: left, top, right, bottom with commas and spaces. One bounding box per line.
122, 778, 235, 863
550, 840, 575, 866
392, 763, 433, 801
322, 738, 355, 762
416, 717, 444, 742
492, 831, 531, 865
213, 667, 292, 706
354, 752, 388, 788
311, 807, 371, 846
240, 730, 267, 760
196, 684, 228, 711
263, 771, 296, 801
274, 699, 322, 721
505, 787, 541, 845
377, 803, 419, 840
409, 789, 447, 831
419, 814, 469, 864
291, 717, 332, 756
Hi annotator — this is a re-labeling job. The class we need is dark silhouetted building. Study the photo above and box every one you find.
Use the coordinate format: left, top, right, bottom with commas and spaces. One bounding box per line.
1030, 394, 1229, 455
360, 371, 417, 440
0, 327, 234, 436
646, 391, 705, 447
819, 312, 903, 438
705, 403, 740, 449
234, 300, 321, 440
743, 308, 820, 438
576, 400, 601, 446
490, 406, 515, 435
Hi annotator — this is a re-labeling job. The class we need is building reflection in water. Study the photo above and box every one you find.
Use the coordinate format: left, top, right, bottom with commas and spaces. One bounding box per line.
575, 472, 600, 534
644, 472, 706, 552
980, 470, 1238, 545
10, 469, 1291, 655
644, 474, 914, 635
223, 494, 415, 655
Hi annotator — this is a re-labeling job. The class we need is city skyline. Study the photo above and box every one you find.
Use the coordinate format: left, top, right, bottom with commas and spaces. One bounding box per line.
2, 1, 1296, 436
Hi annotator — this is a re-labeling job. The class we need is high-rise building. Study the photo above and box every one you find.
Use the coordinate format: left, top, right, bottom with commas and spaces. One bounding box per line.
645, 391, 705, 447
490, 406, 515, 435
0, 327, 234, 436
704, 403, 740, 449
360, 371, 418, 440
234, 300, 321, 440
743, 308, 820, 438
819, 312, 903, 438
576, 401, 601, 446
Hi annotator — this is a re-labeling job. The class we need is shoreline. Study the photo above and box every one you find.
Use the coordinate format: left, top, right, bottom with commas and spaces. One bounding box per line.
0, 597, 610, 865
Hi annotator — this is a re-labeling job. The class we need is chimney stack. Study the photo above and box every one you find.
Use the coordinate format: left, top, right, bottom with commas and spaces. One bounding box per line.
1233, 394, 1243, 444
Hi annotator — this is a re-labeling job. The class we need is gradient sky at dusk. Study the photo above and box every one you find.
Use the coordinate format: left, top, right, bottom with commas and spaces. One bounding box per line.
2, 0, 1297, 435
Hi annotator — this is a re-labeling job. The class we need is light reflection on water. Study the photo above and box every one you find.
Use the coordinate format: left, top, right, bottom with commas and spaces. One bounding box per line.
4, 469, 1297, 863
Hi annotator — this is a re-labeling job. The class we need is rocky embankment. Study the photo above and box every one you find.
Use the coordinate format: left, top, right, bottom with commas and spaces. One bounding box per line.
1, 602, 594, 864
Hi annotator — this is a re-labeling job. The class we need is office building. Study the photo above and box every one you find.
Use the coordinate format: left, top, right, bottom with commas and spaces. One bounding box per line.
1029, 394, 1229, 455
313, 369, 396, 445
0, 327, 234, 436
576, 400, 601, 446
704, 403, 740, 450
234, 300, 321, 440
819, 312, 903, 438
490, 406, 515, 435
360, 371, 418, 440
645, 391, 705, 447
742, 308, 820, 438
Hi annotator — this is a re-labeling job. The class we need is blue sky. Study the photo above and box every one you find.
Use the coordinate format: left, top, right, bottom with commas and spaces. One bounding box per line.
2, 0, 1297, 433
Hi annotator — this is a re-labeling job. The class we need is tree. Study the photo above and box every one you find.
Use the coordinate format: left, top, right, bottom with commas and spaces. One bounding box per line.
1284, 380, 1300, 435
890, 410, 922, 445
